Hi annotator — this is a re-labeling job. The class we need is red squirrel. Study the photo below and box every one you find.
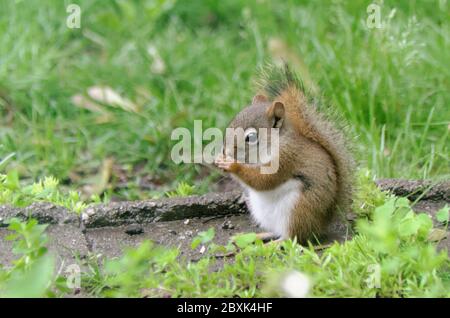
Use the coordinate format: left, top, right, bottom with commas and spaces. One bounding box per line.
215, 65, 355, 243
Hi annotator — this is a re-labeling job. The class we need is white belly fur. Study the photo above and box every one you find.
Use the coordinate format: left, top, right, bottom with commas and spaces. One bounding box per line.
244, 179, 301, 238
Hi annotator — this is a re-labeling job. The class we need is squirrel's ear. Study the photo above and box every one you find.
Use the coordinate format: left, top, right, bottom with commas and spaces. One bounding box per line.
252, 94, 268, 104
266, 101, 285, 128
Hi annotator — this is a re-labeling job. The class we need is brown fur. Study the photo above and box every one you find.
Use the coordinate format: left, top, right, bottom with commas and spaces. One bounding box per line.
217, 68, 355, 243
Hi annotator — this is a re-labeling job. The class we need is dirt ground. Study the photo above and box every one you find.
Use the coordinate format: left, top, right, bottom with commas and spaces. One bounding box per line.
0, 180, 448, 298
0, 198, 447, 268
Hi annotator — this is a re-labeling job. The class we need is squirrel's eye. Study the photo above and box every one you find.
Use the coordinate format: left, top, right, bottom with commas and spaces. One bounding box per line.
245, 129, 258, 145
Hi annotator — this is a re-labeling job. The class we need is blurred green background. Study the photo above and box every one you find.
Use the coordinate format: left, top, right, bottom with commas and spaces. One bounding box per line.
0, 0, 448, 200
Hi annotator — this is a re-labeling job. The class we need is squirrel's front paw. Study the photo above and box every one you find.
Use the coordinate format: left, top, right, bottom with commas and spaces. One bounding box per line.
214, 154, 239, 173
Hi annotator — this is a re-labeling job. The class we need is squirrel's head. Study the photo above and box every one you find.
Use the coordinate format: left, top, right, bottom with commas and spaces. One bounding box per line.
223, 94, 286, 165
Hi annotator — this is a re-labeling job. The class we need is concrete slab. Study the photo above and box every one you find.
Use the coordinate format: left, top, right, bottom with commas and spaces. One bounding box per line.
84, 214, 260, 261
0, 225, 88, 268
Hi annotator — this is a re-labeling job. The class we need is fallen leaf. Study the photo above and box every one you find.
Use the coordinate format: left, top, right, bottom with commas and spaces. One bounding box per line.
427, 228, 447, 242
71, 94, 105, 113
147, 45, 166, 74
87, 86, 139, 113
71, 94, 115, 123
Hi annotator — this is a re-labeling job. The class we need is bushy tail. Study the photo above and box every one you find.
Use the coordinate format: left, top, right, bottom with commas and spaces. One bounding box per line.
257, 63, 356, 214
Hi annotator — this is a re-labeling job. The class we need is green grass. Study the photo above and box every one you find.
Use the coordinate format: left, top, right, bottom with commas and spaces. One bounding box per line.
0, 170, 96, 213
0, 0, 448, 200
0, 1, 449, 298
1, 172, 448, 297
